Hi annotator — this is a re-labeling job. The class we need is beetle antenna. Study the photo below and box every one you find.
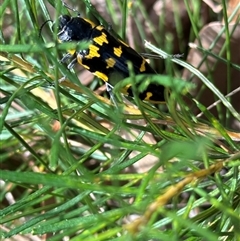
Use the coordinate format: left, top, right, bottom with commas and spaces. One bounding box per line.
39, 19, 53, 37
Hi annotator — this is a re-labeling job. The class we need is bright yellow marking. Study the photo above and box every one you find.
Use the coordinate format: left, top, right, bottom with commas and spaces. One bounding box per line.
105, 58, 116, 68
96, 25, 104, 31
144, 92, 153, 101
113, 46, 122, 57
93, 32, 109, 46
77, 53, 108, 82
121, 84, 132, 95
68, 49, 76, 55
77, 54, 90, 69
140, 59, 146, 72
94, 71, 108, 82
85, 44, 100, 59
119, 39, 130, 47
83, 18, 96, 28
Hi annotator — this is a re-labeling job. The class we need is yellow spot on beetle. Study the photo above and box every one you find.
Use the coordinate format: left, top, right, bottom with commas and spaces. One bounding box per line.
113, 46, 122, 57
94, 71, 108, 82
67, 49, 76, 55
85, 45, 100, 59
144, 92, 153, 101
77, 54, 90, 69
105, 58, 116, 68
140, 59, 146, 72
119, 39, 130, 47
96, 25, 104, 31
122, 84, 132, 95
93, 32, 109, 46
83, 18, 96, 28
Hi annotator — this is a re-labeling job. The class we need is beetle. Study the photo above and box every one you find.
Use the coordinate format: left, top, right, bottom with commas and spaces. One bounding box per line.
57, 5, 165, 103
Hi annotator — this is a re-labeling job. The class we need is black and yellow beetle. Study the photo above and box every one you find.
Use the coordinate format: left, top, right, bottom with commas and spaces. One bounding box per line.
57, 4, 165, 103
